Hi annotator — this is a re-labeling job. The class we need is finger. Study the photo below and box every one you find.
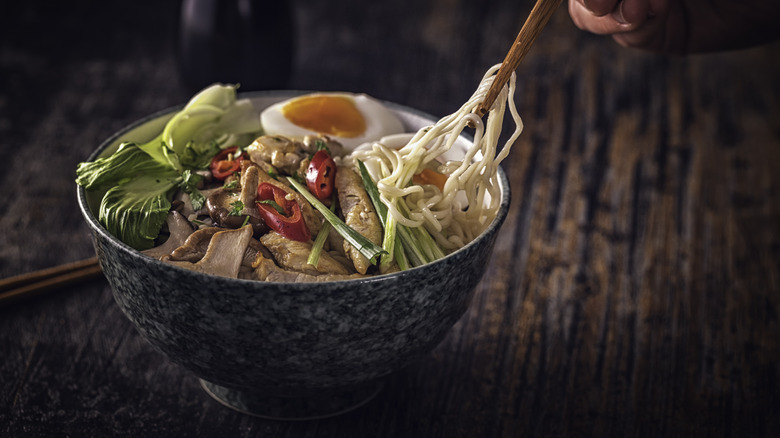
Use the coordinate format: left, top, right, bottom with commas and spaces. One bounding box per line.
615, 0, 651, 25
580, 0, 620, 17
569, 0, 637, 34
611, 2, 685, 54
611, 18, 666, 49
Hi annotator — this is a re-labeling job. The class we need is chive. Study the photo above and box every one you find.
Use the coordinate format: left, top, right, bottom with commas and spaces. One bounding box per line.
286, 177, 386, 264
307, 197, 336, 267
380, 213, 397, 270
357, 160, 398, 269
307, 221, 331, 267
393, 235, 410, 270
397, 200, 446, 261
357, 161, 388, 225
358, 160, 439, 268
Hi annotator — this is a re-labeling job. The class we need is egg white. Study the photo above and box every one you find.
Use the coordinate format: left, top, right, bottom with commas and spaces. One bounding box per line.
260, 92, 405, 150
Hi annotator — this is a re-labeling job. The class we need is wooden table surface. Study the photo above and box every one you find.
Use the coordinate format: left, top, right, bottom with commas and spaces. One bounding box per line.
2, 0, 779, 436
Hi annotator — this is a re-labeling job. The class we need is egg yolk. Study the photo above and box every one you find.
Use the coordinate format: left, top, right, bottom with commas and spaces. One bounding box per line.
281, 95, 366, 138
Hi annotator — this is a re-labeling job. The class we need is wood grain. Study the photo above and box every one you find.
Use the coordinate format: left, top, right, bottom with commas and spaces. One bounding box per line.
1, 0, 779, 436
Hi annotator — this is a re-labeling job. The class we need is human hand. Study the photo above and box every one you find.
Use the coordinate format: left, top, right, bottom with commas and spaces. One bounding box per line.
568, 0, 780, 55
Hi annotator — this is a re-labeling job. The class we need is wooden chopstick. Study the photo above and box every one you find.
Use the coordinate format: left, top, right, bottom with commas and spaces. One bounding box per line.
0, 256, 103, 307
476, 0, 563, 117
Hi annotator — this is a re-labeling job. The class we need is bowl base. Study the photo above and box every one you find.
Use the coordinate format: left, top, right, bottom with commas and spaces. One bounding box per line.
199, 379, 384, 421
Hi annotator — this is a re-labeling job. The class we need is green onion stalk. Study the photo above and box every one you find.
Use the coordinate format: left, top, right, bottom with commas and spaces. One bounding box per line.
357, 160, 443, 270
286, 177, 387, 264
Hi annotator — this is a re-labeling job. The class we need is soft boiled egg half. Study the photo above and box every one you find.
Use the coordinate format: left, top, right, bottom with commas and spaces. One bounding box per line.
260, 92, 405, 150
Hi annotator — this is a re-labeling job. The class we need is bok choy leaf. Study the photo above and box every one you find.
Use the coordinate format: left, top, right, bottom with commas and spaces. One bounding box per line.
76, 83, 262, 250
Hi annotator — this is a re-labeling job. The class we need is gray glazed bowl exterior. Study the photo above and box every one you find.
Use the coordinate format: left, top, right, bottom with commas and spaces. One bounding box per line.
77, 92, 511, 396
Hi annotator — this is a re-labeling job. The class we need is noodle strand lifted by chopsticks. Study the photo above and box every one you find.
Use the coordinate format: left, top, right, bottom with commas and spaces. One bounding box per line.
346, 63, 524, 252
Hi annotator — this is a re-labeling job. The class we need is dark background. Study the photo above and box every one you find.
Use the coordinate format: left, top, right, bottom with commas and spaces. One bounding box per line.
2, 0, 779, 436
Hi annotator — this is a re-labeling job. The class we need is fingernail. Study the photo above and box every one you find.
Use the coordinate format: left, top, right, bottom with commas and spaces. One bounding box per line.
611, 1, 627, 24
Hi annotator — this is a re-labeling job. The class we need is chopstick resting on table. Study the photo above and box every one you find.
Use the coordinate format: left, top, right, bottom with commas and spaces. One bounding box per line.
0, 256, 103, 307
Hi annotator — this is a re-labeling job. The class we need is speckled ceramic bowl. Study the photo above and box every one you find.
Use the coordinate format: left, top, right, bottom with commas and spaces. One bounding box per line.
77, 91, 511, 420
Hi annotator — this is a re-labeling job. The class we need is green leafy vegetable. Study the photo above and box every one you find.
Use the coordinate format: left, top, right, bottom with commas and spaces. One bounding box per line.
76, 142, 181, 250
229, 200, 245, 216
76, 83, 263, 250
76, 142, 174, 190
165, 85, 263, 169
98, 170, 180, 250
178, 169, 205, 210
99, 176, 176, 250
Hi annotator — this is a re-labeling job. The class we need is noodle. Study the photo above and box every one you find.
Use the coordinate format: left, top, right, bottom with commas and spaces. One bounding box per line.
345, 63, 524, 252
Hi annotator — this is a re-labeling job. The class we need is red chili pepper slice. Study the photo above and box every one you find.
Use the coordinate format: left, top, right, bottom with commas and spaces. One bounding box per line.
256, 183, 311, 242
210, 146, 245, 180
305, 149, 336, 200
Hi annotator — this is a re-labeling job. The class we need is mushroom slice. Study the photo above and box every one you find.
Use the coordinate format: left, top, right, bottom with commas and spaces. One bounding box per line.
206, 187, 267, 236
169, 226, 269, 269
166, 225, 253, 278
335, 165, 382, 274
142, 211, 195, 260
168, 227, 221, 262
239, 164, 260, 215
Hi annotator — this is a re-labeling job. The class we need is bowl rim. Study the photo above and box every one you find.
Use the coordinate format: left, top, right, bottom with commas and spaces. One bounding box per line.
76, 90, 512, 286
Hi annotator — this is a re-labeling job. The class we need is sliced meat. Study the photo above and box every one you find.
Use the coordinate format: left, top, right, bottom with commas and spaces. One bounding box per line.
302, 135, 345, 158
259, 231, 350, 276
335, 165, 382, 274
246, 134, 346, 177
245, 238, 272, 267
253, 253, 364, 283
246, 135, 304, 175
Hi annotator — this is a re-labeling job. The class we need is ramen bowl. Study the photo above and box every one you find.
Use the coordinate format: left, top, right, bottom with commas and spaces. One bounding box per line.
77, 92, 511, 420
